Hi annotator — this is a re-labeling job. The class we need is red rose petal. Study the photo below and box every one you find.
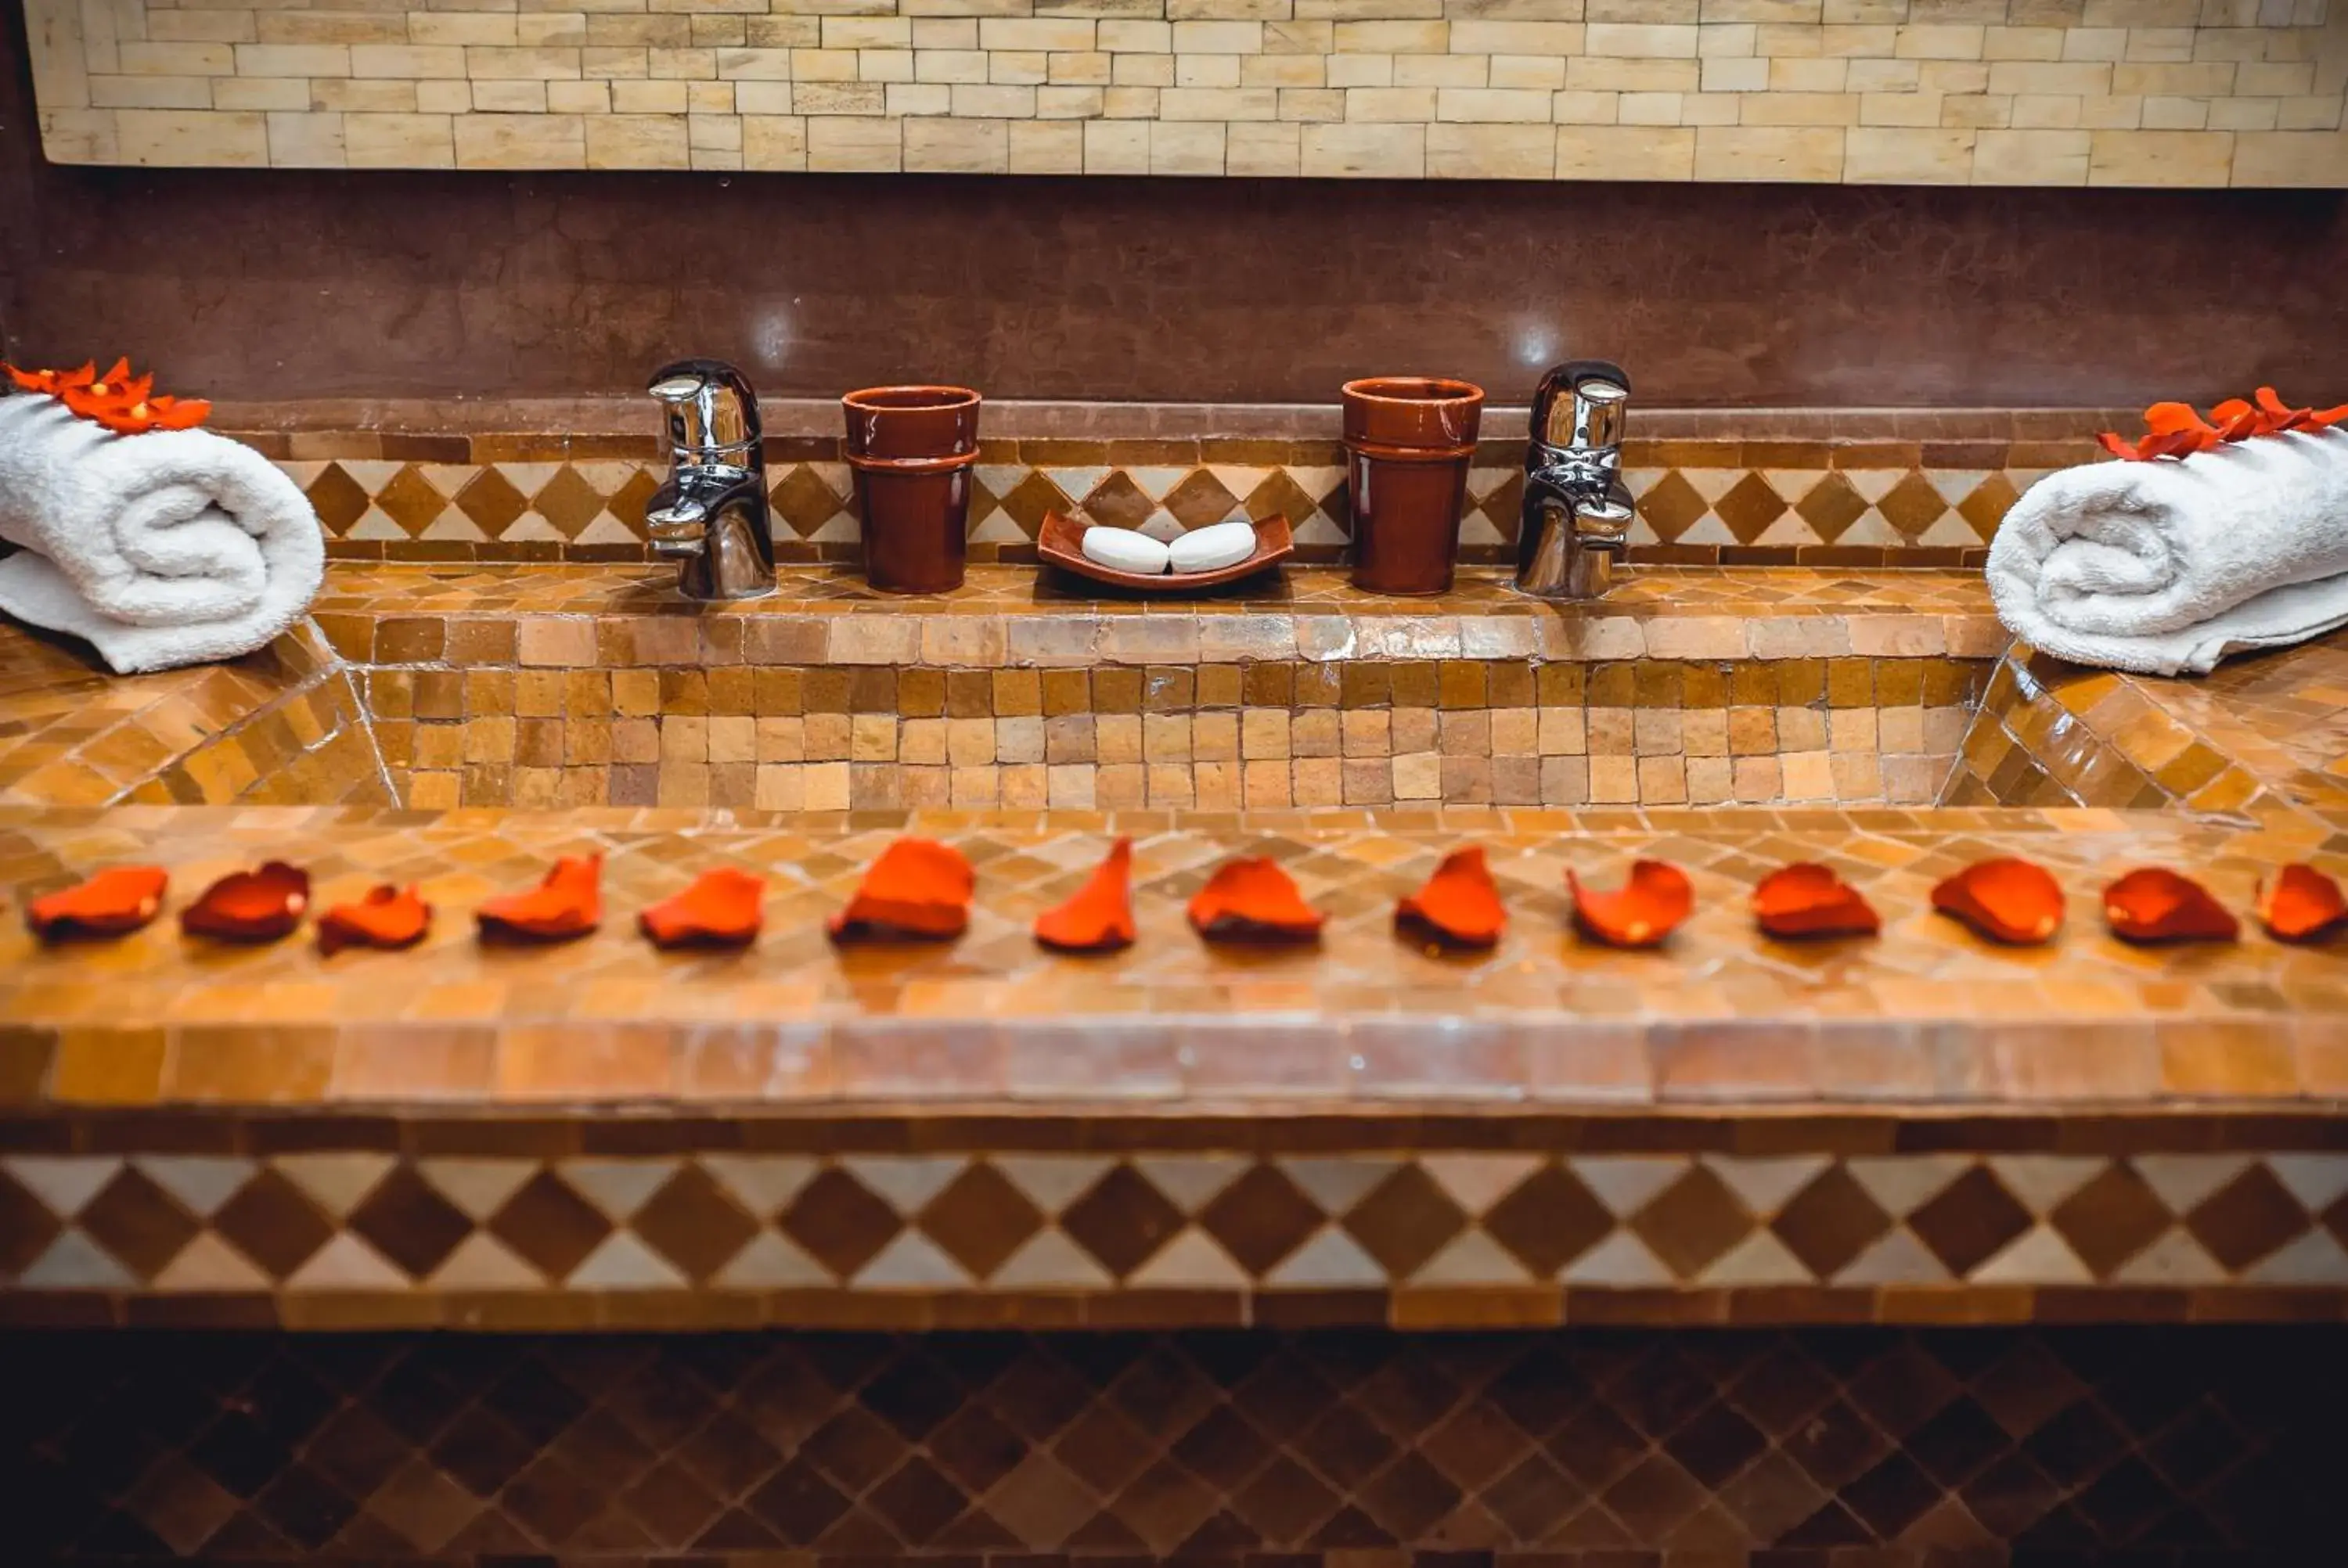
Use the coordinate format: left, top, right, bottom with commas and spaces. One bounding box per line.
1188, 858, 1325, 943
640, 867, 766, 948
1753, 862, 1880, 940
181, 861, 310, 943
477, 854, 603, 942
1395, 846, 1507, 948
1932, 857, 2064, 945
2256, 863, 2347, 943
829, 837, 973, 941
318, 884, 431, 955
1034, 838, 1136, 953
2103, 867, 2238, 944
27, 865, 168, 940
1568, 860, 1692, 948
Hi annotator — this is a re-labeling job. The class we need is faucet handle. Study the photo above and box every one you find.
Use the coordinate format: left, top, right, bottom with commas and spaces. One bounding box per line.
1530, 359, 1630, 453
649, 358, 762, 459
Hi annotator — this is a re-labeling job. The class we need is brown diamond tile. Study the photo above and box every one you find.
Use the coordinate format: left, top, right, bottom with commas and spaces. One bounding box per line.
531, 466, 608, 541
1770, 1167, 1893, 1279
1161, 469, 1242, 530
304, 463, 371, 534
1473, 469, 1525, 541
1956, 472, 2020, 541
780, 1167, 904, 1280
1635, 469, 1708, 543
1059, 1164, 1186, 1280
1479, 1163, 1614, 1277
1079, 472, 1156, 531
606, 468, 658, 531
770, 464, 849, 539
632, 1164, 760, 1282
1629, 1164, 1754, 1279
996, 472, 1075, 538
1712, 473, 1789, 543
1316, 474, 1352, 534
77, 1166, 202, 1278
348, 1164, 475, 1280
2047, 1164, 2172, 1279
1341, 1164, 1467, 1278
917, 1163, 1045, 1281
1907, 1166, 2033, 1278
1197, 1163, 1326, 1278
211, 1167, 335, 1279
488, 1170, 616, 1282
375, 464, 451, 538
2183, 1165, 2310, 1273
1793, 472, 1869, 542
1876, 471, 1953, 539
455, 467, 531, 536
1243, 470, 1320, 532
0, 1167, 62, 1275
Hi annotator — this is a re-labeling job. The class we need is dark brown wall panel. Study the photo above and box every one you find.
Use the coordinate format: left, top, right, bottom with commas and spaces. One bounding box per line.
4, 5, 2343, 409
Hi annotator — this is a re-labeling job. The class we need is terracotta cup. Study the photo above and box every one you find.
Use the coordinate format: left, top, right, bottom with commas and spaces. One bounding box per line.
1341, 376, 1486, 596
842, 385, 983, 594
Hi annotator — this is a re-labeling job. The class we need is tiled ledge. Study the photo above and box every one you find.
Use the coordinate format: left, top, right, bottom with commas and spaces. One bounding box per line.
5, 802, 2342, 1113
313, 564, 2009, 668
4, 804, 2347, 1329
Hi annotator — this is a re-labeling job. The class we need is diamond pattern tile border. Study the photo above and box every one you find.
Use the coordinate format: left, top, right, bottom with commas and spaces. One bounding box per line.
5, 1149, 2347, 1327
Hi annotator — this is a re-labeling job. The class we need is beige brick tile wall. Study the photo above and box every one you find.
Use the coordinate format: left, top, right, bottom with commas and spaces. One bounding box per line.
22, 0, 2346, 182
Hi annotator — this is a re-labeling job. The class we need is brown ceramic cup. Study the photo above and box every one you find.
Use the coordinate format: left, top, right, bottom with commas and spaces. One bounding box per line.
1340, 376, 1485, 596
842, 384, 982, 595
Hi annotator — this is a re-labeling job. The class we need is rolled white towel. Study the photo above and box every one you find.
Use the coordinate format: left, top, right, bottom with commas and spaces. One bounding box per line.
0, 393, 323, 673
1986, 426, 2348, 676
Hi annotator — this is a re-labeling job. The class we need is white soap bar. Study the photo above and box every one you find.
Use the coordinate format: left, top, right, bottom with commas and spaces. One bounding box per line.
1082, 527, 1172, 574
1169, 520, 1257, 574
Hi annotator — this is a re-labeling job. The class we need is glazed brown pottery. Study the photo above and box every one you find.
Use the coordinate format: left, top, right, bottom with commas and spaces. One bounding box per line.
842, 384, 983, 594
1341, 376, 1485, 596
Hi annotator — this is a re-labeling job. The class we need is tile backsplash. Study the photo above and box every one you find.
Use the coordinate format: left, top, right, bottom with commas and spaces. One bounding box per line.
24, 0, 2346, 183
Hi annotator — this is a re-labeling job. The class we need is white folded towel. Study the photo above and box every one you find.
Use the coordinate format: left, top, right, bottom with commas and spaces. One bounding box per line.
0, 393, 323, 673
1986, 426, 2348, 676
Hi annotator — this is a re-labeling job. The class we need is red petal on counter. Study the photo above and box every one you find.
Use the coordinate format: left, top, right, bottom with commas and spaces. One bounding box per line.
1932, 857, 2064, 945
27, 865, 168, 940
640, 867, 766, 948
1034, 838, 1136, 953
180, 861, 310, 943
2103, 868, 2239, 944
828, 837, 973, 941
1395, 846, 1507, 948
318, 884, 431, 955
2256, 863, 2348, 943
1753, 862, 1880, 940
1188, 857, 1326, 943
1568, 859, 1692, 949
477, 854, 603, 942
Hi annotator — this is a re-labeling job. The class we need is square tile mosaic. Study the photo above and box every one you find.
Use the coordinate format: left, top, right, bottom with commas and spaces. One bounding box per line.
7, 1327, 2342, 1563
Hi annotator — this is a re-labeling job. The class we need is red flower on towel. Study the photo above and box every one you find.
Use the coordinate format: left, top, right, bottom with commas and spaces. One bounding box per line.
3, 355, 211, 434
2100, 387, 2347, 462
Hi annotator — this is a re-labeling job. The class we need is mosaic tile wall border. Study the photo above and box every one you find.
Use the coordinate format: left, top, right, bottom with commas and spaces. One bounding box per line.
256, 430, 2090, 568
4, 1145, 2347, 1329
14, 1328, 2342, 1565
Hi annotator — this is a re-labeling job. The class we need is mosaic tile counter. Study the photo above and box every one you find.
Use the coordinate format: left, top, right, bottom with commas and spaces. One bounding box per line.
4, 801, 2346, 1330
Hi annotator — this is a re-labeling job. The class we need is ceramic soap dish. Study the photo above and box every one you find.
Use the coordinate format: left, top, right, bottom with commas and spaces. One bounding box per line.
1038, 511, 1293, 592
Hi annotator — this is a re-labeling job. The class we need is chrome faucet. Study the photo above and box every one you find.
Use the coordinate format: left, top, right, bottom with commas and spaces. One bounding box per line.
1516, 359, 1634, 599
646, 358, 776, 601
